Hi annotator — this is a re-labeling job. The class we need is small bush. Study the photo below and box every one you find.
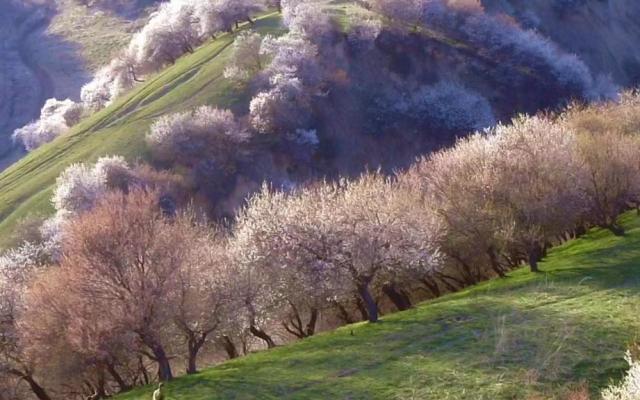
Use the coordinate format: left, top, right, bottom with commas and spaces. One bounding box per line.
147, 106, 250, 167
12, 99, 83, 151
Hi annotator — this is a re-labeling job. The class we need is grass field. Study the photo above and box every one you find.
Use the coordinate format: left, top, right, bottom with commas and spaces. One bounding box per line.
114, 212, 640, 400
0, 12, 284, 248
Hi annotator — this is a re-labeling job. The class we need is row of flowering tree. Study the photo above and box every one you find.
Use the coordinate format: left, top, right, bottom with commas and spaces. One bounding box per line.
3, 91, 640, 398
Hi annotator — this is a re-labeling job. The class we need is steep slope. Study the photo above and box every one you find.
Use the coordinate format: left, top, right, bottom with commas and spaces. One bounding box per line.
115, 212, 640, 399
482, 0, 640, 86
0, 13, 284, 248
0, 0, 156, 170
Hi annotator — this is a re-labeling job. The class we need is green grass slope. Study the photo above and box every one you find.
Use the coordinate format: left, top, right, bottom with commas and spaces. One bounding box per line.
0, 13, 283, 248
117, 212, 640, 400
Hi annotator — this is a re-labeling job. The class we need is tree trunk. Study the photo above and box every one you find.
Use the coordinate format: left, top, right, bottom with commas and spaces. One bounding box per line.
22, 374, 52, 400
250, 325, 276, 348
333, 301, 355, 324
381, 283, 412, 311
421, 277, 441, 298
241, 337, 249, 356
305, 308, 319, 337
155, 348, 173, 381
448, 253, 479, 285
487, 247, 506, 278
106, 362, 130, 392
95, 366, 107, 399
186, 352, 198, 375
138, 356, 150, 385
528, 245, 540, 273
8, 370, 51, 400
186, 335, 206, 375
282, 301, 305, 338
129, 65, 144, 83
221, 335, 239, 359
460, 261, 477, 285
84, 380, 96, 399
357, 283, 379, 323
283, 302, 319, 338
437, 276, 458, 292
435, 272, 464, 291
605, 223, 625, 236
137, 331, 173, 381
354, 296, 369, 322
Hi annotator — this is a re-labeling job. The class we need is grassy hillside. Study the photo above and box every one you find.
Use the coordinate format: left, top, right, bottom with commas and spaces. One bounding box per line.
48, 0, 142, 72
115, 212, 640, 399
0, 12, 284, 248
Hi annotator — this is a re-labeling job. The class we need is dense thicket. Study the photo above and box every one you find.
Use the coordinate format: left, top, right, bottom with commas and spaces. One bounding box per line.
142, 0, 619, 217
15, 0, 615, 163
231, 174, 441, 325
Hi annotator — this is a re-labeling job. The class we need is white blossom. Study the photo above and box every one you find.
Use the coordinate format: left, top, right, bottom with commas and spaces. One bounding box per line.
602, 352, 640, 400
12, 98, 83, 151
